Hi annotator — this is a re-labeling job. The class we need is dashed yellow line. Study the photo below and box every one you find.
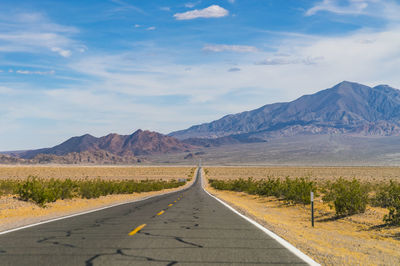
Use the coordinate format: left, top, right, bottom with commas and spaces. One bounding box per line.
168, 204, 173, 207
128, 224, 146, 236
174, 200, 177, 203
157, 210, 165, 216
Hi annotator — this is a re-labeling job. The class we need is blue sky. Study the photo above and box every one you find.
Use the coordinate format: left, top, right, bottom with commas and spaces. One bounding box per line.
1, 0, 400, 150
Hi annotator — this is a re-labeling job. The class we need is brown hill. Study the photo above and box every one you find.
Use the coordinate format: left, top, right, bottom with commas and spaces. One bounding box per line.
32, 150, 141, 164
19, 129, 194, 159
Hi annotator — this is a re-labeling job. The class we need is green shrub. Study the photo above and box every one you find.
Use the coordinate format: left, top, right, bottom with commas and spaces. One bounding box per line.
209, 177, 316, 205
373, 180, 400, 208
16, 176, 186, 207
373, 180, 400, 225
0, 180, 20, 195
281, 177, 316, 205
17, 177, 56, 207
322, 178, 368, 217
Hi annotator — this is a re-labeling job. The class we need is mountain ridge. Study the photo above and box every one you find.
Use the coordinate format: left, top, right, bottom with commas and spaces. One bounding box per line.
169, 81, 400, 140
19, 129, 194, 160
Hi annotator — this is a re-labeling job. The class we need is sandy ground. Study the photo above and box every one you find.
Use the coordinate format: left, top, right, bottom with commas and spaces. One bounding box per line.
0, 165, 194, 180
204, 166, 400, 183
0, 178, 194, 233
203, 172, 400, 265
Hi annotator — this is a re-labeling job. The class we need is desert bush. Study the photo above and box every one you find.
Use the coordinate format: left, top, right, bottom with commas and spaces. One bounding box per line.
17, 177, 57, 206
373, 180, 400, 208
209, 177, 316, 205
16, 176, 186, 206
281, 177, 316, 205
322, 178, 368, 217
372, 180, 400, 225
0, 180, 20, 195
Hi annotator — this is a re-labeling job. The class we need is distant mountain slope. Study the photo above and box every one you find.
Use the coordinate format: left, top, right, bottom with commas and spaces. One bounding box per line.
20, 129, 193, 159
169, 81, 400, 139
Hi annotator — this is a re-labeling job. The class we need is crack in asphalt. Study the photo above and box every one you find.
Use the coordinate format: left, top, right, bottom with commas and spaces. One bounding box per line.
85, 248, 178, 266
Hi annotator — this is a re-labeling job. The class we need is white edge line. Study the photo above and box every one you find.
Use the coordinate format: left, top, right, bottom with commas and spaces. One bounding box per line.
200, 168, 320, 266
0, 176, 195, 236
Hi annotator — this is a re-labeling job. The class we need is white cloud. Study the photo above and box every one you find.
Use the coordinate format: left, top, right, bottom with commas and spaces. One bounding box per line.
51, 47, 72, 57
203, 44, 258, 53
16, 69, 55, 75
255, 56, 323, 65
160, 7, 171, 11
146, 26, 156, 31
174, 5, 228, 20
228, 67, 241, 72
0, 86, 14, 94
0, 12, 81, 57
306, 0, 400, 21
306, 0, 368, 16
184, 2, 200, 8
134, 24, 141, 28
228, 0, 235, 3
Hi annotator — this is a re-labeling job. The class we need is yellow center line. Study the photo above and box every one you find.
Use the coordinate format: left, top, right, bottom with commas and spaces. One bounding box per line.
168, 204, 173, 207
128, 224, 146, 236
157, 210, 165, 216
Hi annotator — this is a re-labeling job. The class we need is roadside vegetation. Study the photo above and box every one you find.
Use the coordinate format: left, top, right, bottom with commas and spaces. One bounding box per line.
209, 177, 316, 205
0, 177, 186, 207
209, 175, 400, 225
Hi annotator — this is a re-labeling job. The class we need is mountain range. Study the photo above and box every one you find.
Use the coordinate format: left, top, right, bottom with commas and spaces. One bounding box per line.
3, 81, 400, 164
170, 81, 400, 140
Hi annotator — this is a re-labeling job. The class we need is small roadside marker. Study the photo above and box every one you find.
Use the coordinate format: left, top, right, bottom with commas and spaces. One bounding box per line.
311, 192, 314, 227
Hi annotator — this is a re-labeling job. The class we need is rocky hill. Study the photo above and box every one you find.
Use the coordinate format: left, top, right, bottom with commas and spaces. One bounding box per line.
19, 129, 194, 160
170, 81, 400, 140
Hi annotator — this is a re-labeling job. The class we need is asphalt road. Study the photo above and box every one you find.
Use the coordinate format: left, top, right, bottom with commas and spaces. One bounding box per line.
0, 168, 308, 265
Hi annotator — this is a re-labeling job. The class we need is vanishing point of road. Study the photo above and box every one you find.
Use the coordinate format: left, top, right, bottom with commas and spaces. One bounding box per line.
0, 168, 312, 265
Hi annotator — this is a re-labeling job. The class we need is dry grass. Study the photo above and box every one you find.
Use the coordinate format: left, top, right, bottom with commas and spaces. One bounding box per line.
205, 166, 400, 183
204, 167, 400, 265
0, 165, 194, 180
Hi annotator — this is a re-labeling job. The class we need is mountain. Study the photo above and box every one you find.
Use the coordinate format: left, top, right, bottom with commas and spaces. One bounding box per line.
169, 81, 400, 140
19, 129, 194, 159
32, 150, 141, 164
182, 134, 266, 147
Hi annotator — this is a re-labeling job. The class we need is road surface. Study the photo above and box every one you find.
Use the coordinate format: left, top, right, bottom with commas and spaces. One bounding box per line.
0, 168, 309, 265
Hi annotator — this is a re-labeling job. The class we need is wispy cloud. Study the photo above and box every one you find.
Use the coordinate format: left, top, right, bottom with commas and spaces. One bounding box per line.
174, 5, 228, 20
0, 86, 15, 94
228, 67, 241, 72
203, 44, 258, 53
110, 0, 145, 14
51, 47, 71, 57
306, 0, 368, 16
184, 2, 201, 8
16, 69, 55, 75
255, 56, 323, 65
160, 7, 171, 12
0, 12, 82, 57
306, 0, 400, 21
146, 26, 156, 31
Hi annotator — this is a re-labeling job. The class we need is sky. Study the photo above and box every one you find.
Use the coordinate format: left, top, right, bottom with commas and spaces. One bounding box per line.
1, 0, 400, 150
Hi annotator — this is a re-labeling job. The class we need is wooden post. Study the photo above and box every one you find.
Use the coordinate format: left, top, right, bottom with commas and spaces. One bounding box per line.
311, 191, 314, 227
